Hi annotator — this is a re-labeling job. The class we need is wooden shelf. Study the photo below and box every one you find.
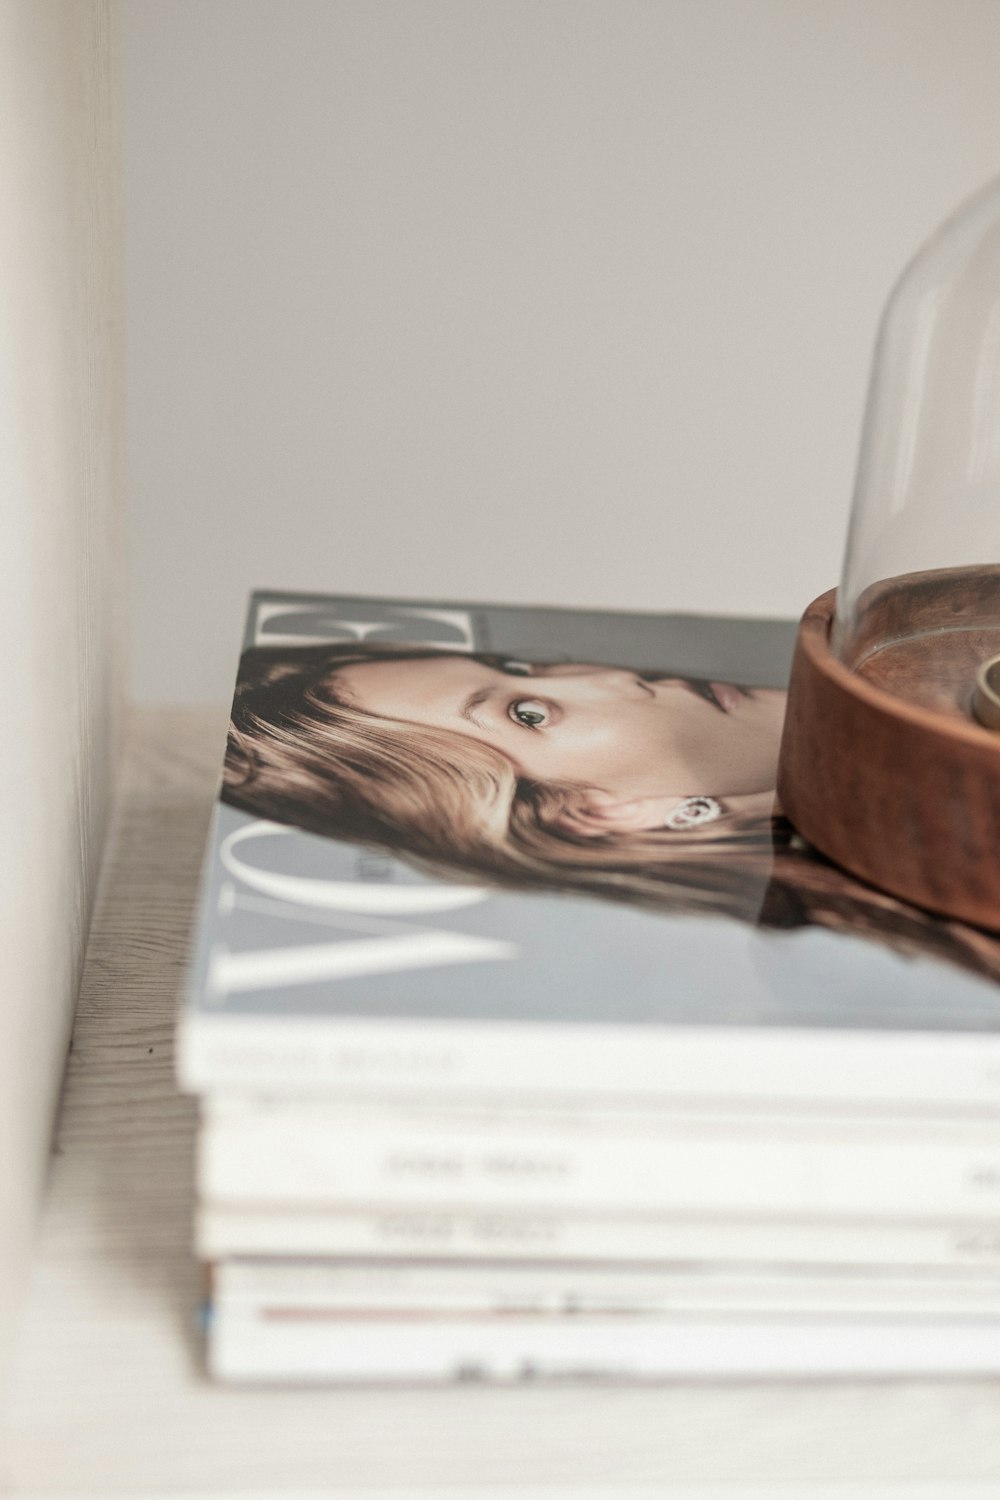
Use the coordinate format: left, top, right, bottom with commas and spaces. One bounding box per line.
5, 709, 1000, 1497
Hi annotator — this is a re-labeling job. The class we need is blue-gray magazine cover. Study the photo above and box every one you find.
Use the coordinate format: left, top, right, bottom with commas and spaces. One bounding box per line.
183, 590, 1000, 1051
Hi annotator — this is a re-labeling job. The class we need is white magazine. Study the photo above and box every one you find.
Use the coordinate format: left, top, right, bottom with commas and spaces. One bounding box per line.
196, 1202, 1000, 1269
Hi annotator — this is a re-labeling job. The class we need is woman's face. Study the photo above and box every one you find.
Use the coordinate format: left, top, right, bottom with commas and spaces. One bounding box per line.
333, 655, 786, 827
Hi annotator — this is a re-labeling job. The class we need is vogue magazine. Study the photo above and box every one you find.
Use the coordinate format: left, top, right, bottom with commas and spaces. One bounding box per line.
179, 590, 1000, 1106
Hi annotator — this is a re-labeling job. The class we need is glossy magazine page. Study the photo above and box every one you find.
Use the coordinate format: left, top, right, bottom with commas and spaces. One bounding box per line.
179, 591, 1000, 1102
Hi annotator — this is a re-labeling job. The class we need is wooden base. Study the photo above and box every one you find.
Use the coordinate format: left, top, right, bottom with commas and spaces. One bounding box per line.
777, 571, 1000, 930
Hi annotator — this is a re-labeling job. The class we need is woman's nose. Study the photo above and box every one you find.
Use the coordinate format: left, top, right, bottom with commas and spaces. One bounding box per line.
539, 665, 640, 695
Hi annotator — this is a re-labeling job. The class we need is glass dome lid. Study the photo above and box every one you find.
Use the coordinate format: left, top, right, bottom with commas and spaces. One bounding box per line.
834, 174, 1000, 714
778, 174, 1000, 928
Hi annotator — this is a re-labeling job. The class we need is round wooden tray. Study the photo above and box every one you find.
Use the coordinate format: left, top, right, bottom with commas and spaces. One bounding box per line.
777, 568, 1000, 929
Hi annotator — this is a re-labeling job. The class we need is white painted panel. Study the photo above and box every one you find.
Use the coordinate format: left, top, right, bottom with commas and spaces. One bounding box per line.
123, 0, 1000, 701
0, 0, 122, 1387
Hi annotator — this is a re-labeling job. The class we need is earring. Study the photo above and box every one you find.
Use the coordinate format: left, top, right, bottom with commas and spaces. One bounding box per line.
665, 796, 722, 830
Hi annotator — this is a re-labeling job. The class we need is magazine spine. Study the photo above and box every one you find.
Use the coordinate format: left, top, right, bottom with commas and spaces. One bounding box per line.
212, 1260, 1000, 1318
198, 1117, 1000, 1219
195, 1203, 1000, 1268
178, 1016, 1000, 1112
208, 1308, 1000, 1382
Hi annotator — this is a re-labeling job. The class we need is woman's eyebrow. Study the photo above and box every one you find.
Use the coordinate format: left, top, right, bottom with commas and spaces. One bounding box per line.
459, 686, 494, 729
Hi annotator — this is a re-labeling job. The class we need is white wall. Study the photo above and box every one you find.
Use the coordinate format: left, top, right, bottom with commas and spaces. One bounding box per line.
0, 0, 122, 1387
124, 0, 1000, 702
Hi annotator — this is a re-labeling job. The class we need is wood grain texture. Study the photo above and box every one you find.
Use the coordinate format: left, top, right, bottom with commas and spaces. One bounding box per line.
779, 580, 1000, 928
7, 709, 1000, 1495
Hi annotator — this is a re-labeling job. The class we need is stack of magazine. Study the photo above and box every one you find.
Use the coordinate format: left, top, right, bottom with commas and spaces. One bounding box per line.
178, 589, 1000, 1382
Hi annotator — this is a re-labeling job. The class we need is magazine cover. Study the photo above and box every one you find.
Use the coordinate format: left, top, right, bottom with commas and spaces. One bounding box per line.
179, 590, 1000, 1103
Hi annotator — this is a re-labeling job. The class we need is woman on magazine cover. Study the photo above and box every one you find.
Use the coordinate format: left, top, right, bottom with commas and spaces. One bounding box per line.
222, 642, 1000, 982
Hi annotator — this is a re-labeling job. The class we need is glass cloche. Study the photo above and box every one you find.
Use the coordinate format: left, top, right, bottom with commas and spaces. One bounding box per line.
833, 175, 1000, 717
778, 176, 1000, 929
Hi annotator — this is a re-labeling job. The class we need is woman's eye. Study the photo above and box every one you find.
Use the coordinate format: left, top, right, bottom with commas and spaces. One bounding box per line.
502, 660, 533, 677
508, 698, 550, 728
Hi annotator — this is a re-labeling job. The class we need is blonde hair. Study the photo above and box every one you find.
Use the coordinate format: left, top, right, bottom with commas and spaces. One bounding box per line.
224, 643, 1000, 981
